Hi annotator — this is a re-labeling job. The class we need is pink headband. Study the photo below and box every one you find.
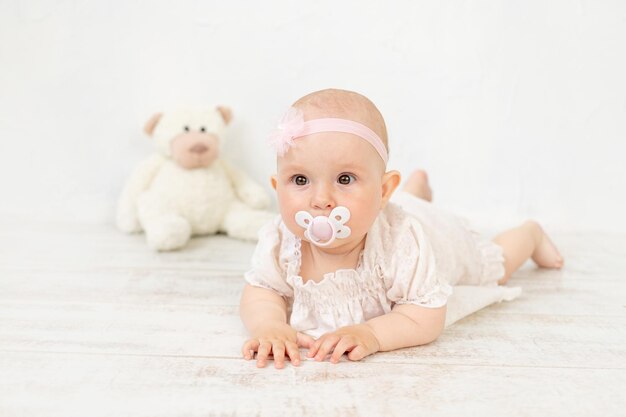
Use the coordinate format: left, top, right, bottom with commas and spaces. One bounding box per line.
269, 107, 388, 164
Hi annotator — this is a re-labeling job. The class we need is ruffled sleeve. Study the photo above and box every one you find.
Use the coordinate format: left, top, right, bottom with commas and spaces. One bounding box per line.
244, 216, 294, 298
375, 206, 452, 308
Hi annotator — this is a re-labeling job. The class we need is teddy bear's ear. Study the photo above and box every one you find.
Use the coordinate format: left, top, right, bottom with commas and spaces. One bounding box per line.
217, 106, 233, 125
144, 112, 163, 136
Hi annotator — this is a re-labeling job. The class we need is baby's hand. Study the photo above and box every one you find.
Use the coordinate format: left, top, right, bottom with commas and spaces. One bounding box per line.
307, 324, 381, 363
242, 323, 315, 369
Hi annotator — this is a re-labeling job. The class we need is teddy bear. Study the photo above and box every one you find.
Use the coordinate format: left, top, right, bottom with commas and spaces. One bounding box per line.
116, 106, 275, 251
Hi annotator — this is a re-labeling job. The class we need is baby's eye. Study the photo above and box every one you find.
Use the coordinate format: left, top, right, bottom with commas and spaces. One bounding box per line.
200, 126, 206, 133
337, 174, 355, 185
292, 175, 309, 186
183, 126, 190, 132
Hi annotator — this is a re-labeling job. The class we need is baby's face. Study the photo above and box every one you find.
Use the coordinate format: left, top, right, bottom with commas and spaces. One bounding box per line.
273, 131, 388, 251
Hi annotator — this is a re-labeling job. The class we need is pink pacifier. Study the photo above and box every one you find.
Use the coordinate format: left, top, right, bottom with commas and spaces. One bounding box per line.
295, 206, 351, 247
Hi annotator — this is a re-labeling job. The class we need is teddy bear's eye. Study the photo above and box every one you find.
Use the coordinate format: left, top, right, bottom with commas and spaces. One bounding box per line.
200, 126, 206, 133
183, 126, 190, 132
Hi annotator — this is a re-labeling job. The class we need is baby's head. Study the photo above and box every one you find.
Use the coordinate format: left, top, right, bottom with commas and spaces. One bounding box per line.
270, 88, 401, 251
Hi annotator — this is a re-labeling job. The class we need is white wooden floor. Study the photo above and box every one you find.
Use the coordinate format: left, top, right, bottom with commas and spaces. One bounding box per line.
1, 216, 625, 417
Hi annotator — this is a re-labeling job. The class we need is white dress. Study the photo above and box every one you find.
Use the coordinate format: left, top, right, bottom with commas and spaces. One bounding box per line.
244, 191, 505, 338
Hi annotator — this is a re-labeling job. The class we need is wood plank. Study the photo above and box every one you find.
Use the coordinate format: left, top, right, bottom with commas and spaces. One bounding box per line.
2, 267, 625, 315
1, 220, 626, 416
1, 299, 625, 369
0, 224, 257, 272
1, 351, 624, 417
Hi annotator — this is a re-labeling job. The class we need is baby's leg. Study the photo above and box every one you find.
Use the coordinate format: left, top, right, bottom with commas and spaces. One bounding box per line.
402, 170, 433, 202
493, 220, 564, 284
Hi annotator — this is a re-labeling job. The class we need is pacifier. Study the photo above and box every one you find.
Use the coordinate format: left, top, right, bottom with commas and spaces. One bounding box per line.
295, 206, 351, 247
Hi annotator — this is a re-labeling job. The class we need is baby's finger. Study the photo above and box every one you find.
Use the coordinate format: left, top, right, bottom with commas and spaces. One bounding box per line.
315, 335, 340, 361
284, 341, 301, 366
330, 336, 356, 364
296, 332, 315, 349
242, 339, 260, 360
272, 342, 286, 369
256, 340, 272, 368
307, 336, 324, 358
347, 344, 370, 362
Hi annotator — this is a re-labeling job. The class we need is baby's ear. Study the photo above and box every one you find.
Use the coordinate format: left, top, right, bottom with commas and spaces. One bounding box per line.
217, 106, 233, 125
270, 175, 277, 190
144, 112, 163, 136
381, 170, 401, 207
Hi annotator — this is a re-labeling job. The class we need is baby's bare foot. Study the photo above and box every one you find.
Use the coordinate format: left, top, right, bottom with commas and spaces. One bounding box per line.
403, 170, 433, 202
529, 222, 564, 268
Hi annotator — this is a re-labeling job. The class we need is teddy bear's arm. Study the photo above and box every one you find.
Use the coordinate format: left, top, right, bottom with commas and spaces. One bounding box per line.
218, 159, 271, 210
116, 154, 166, 233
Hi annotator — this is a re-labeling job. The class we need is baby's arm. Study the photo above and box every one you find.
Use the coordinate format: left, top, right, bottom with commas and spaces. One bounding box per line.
240, 284, 313, 368
368, 303, 446, 351
308, 303, 446, 363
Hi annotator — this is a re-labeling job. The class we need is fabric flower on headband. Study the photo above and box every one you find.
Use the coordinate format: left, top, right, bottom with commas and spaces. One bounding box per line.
268, 107, 305, 156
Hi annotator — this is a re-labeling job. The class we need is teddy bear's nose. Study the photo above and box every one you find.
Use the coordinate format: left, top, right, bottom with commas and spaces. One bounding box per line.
190, 144, 208, 154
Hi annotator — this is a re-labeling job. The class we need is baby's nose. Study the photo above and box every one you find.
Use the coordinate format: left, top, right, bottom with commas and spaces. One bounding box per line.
311, 186, 335, 211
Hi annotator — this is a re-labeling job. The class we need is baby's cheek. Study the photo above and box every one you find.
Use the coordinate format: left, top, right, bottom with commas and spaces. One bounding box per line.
348, 218, 372, 238
284, 220, 305, 239
350, 206, 380, 236
279, 207, 306, 238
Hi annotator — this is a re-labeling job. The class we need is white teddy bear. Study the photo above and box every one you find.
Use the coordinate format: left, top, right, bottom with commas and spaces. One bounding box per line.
116, 106, 274, 251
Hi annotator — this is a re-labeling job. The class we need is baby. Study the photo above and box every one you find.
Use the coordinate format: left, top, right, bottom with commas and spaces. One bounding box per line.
240, 88, 563, 369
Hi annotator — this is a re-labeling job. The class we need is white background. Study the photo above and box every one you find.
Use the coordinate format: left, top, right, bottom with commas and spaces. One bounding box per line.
1, 0, 624, 232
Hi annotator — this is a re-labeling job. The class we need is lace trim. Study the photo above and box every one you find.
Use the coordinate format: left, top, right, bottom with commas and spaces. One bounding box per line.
287, 269, 386, 312
285, 225, 366, 283
292, 235, 302, 276
394, 283, 452, 308
356, 250, 365, 270
280, 223, 302, 279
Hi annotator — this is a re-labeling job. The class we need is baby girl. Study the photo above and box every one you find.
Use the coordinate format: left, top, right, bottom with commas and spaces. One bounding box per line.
240, 88, 563, 368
